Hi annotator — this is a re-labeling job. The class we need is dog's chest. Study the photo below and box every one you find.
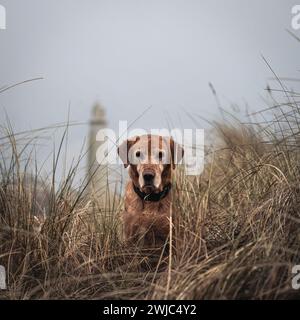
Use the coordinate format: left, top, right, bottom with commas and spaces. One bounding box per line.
126, 195, 170, 215
125, 183, 171, 214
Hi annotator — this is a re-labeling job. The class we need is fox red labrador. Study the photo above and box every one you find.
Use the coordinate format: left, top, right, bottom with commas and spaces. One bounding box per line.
118, 134, 184, 248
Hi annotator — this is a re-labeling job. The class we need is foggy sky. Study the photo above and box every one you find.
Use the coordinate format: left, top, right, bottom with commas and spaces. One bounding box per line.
0, 0, 299, 179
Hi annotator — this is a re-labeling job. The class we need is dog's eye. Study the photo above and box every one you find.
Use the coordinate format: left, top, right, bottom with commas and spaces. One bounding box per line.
136, 151, 141, 158
158, 151, 164, 160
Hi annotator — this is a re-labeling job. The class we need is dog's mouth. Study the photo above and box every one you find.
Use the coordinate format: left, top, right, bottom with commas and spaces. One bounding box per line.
141, 184, 157, 194
139, 169, 160, 194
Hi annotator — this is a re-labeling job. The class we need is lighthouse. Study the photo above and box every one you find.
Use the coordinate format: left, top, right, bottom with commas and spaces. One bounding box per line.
87, 102, 109, 203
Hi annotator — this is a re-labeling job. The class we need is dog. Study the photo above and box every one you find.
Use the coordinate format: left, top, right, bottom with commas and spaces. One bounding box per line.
118, 134, 184, 248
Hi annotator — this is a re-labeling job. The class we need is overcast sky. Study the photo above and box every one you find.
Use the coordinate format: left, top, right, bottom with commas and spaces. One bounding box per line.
0, 0, 299, 180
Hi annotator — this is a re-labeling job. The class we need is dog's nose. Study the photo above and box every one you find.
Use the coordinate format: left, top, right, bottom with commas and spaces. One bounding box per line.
143, 171, 155, 184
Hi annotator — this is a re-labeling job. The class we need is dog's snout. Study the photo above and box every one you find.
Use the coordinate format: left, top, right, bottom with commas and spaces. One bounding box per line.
143, 171, 155, 184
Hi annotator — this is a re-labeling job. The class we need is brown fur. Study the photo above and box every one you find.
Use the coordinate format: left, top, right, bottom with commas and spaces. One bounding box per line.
118, 135, 184, 248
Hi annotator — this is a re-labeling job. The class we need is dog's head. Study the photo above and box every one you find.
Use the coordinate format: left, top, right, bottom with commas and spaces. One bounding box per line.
118, 135, 184, 194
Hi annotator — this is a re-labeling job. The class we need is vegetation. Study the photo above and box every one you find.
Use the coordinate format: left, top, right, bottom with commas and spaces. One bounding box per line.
1, 62, 300, 300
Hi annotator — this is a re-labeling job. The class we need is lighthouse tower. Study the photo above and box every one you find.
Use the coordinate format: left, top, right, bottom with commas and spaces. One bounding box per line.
87, 102, 108, 202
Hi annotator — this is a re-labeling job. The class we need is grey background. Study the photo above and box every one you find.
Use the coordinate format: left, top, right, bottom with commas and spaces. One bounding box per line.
0, 0, 299, 180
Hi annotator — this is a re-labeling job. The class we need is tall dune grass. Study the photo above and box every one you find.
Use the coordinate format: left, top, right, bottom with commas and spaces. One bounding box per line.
1, 70, 300, 299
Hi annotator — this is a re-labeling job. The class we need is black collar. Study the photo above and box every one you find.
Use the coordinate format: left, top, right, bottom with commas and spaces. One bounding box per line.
133, 183, 172, 202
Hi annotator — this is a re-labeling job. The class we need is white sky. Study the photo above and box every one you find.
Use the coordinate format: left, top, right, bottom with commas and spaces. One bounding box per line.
0, 0, 299, 182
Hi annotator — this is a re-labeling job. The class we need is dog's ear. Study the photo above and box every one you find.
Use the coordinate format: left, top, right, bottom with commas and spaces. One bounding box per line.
118, 136, 140, 168
169, 137, 184, 169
